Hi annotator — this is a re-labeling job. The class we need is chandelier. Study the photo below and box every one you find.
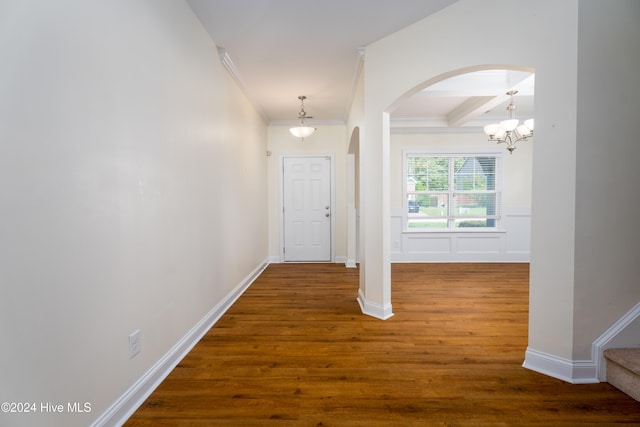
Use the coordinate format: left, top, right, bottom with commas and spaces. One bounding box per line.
289, 95, 316, 140
483, 90, 534, 153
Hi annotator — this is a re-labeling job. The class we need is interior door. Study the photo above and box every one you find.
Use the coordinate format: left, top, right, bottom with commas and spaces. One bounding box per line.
283, 156, 332, 261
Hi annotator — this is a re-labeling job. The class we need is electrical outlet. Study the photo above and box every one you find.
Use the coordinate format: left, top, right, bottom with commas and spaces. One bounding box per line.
129, 329, 140, 358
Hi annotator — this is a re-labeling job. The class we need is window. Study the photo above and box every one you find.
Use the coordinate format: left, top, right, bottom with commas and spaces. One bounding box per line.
404, 152, 502, 230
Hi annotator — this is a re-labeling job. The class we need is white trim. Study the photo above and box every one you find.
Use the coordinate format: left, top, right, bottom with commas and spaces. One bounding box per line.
402, 150, 504, 233
269, 119, 344, 127
390, 205, 530, 263
593, 302, 640, 381
403, 228, 507, 234
390, 125, 511, 135
268, 256, 356, 268
357, 289, 394, 320
268, 256, 353, 266
341, 47, 365, 121
523, 347, 598, 384
91, 259, 269, 427
346, 154, 358, 268
217, 48, 268, 123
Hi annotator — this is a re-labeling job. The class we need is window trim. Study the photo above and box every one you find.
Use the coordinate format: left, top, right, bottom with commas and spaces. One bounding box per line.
403, 150, 504, 233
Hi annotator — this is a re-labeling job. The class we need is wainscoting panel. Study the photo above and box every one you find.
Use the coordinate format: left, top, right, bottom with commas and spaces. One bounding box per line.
503, 206, 532, 255
391, 207, 531, 262
456, 235, 501, 254
407, 235, 452, 254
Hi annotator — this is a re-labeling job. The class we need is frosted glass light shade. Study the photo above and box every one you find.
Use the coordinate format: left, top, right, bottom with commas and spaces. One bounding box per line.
500, 119, 519, 132
484, 123, 500, 136
290, 126, 316, 138
494, 128, 507, 140
516, 124, 532, 138
524, 118, 534, 130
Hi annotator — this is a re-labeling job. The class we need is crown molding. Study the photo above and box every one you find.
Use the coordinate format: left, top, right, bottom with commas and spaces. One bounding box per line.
390, 116, 508, 135
341, 47, 366, 121
391, 117, 479, 134
217, 47, 269, 123
391, 126, 484, 135
269, 119, 345, 127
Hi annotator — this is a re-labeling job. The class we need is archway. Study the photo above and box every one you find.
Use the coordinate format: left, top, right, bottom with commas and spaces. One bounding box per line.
388, 65, 535, 115
346, 126, 360, 268
386, 65, 534, 263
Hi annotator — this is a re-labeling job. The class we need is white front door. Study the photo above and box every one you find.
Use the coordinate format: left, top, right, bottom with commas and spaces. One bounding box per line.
283, 156, 332, 262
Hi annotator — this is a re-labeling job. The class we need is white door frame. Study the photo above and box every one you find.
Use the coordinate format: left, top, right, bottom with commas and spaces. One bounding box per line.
279, 153, 336, 262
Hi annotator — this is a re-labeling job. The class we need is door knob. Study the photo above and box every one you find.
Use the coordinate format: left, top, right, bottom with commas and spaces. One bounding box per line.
325, 213, 330, 217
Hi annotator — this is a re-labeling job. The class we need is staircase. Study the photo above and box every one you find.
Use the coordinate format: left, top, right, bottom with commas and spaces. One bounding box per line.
604, 348, 640, 402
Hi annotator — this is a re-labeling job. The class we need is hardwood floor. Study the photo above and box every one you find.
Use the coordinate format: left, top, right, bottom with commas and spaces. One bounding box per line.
125, 263, 640, 426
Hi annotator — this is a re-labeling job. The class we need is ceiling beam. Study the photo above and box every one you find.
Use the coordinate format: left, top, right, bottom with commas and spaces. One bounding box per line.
447, 95, 508, 127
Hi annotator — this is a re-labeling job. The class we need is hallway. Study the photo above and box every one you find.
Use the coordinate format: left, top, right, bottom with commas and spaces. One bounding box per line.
126, 263, 640, 426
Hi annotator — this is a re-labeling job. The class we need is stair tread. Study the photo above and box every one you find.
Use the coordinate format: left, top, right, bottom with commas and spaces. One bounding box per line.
604, 348, 640, 375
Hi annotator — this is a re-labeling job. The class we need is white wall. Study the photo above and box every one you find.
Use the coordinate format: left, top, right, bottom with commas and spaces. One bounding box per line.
0, 1, 268, 426
359, 0, 580, 356
356, 0, 640, 382
389, 131, 532, 262
357, 0, 578, 328
267, 125, 348, 262
573, 0, 640, 359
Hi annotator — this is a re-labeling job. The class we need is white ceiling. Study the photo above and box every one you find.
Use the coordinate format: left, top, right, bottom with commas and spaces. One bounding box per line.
186, 0, 534, 129
392, 70, 535, 132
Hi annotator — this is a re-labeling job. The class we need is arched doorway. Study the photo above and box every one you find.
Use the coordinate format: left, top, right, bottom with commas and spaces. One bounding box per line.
346, 126, 360, 268
355, 64, 536, 322
386, 66, 534, 263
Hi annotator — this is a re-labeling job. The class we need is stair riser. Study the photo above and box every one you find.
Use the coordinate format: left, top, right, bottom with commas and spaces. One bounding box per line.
607, 361, 640, 402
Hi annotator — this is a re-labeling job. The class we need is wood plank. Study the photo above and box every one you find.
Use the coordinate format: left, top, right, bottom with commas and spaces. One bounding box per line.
125, 263, 640, 426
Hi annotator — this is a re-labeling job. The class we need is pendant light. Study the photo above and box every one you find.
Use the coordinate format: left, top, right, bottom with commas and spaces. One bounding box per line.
289, 96, 316, 140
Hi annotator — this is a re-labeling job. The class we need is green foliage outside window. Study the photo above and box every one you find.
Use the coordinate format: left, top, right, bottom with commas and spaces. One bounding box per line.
406, 154, 500, 230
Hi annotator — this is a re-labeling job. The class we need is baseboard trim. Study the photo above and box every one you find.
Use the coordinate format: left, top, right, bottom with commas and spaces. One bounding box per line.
357, 289, 394, 320
91, 259, 270, 427
345, 259, 357, 268
523, 347, 598, 384
269, 256, 355, 266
